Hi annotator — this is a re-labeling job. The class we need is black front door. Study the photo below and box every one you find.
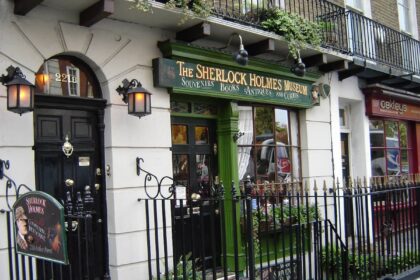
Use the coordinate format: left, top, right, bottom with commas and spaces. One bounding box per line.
171, 117, 221, 269
34, 104, 106, 279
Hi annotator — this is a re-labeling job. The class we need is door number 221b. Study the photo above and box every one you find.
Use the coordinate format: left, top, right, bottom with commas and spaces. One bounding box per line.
55, 73, 77, 83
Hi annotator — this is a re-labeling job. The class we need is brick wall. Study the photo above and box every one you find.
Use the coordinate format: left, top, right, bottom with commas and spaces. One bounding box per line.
371, 0, 399, 29
329, 0, 344, 6
417, 0, 420, 37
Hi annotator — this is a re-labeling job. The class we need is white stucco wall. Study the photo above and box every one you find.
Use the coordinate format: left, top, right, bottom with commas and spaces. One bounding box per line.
0, 1, 175, 278
0, 1, 365, 278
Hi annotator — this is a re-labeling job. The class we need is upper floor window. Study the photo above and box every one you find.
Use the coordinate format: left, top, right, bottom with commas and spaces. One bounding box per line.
35, 57, 100, 98
398, 0, 411, 33
346, 0, 363, 11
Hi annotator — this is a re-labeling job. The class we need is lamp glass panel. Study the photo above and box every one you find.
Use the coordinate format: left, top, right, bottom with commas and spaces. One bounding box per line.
145, 94, 151, 113
128, 92, 134, 113
7, 85, 18, 107
19, 85, 32, 107
134, 92, 145, 113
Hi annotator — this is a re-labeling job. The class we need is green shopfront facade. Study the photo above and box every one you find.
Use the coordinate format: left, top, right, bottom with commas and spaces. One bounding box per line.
154, 41, 322, 269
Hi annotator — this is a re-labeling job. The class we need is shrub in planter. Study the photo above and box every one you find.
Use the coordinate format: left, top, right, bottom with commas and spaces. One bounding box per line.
154, 252, 202, 280
260, 8, 322, 59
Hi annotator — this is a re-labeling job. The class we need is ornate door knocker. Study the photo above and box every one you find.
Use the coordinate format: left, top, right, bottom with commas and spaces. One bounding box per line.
62, 134, 74, 158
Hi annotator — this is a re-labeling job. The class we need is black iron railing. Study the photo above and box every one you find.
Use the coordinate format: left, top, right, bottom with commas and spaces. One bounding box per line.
143, 176, 420, 279
210, 0, 350, 52
0, 159, 102, 280
346, 10, 420, 75
160, 0, 420, 75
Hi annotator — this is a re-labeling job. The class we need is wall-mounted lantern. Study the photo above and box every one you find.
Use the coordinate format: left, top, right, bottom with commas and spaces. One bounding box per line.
0, 66, 35, 115
116, 79, 152, 118
226, 33, 249, 66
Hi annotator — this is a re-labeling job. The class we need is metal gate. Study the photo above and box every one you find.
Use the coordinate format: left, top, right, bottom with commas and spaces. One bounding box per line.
0, 159, 109, 280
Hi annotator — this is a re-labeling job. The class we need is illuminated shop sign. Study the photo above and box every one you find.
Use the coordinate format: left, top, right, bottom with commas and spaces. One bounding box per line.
153, 58, 316, 108
368, 95, 420, 121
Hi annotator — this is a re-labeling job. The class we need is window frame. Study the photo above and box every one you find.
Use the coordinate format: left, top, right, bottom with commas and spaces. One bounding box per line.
369, 119, 412, 177
237, 105, 302, 188
66, 66, 80, 97
397, 0, 412, 34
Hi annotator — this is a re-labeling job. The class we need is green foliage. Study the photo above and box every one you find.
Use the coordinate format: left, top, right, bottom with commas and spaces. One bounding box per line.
260, 8, 322, 59
128, 0, 153, 13
251, 203, 319, 256
165, 0, 212, 25
128, 0, 211, 24
270, 203, 319, 225
154, 253, 202, 280
321, 247, 420, 279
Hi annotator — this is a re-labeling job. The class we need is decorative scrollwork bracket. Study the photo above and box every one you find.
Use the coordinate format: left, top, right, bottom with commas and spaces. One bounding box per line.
0, 159, 32, 211
0, 159, 10, 180
136, 157, 177, 200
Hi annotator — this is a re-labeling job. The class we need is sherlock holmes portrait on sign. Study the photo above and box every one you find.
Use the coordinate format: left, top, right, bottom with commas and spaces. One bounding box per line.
13, 191, 68, 264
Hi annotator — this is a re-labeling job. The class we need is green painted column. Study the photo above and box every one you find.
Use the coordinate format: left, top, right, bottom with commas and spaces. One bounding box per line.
217, 101, 245, 271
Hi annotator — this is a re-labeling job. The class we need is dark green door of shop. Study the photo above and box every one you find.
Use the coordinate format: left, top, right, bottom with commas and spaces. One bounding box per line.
171, 116, 221, 270
34, 104, 106, 279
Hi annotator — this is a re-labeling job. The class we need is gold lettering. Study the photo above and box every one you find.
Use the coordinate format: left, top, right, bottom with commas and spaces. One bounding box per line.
264, 77, 273, 89
284, 80, 307, 95
240, 73, 247, 86
272, 79, 279, 90
209, 67, 215, 81
177, 61, 187, 77
196, 64, 203, 79
201, 66, 209, 80
234, 72, 241, 84
249, 73, 256, 87
216, 69, 223, 82
227, 71, 235, 83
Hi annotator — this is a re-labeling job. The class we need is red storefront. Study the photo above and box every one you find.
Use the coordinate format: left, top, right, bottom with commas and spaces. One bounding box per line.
364, 87, 420, 175
364, 87, 420, 235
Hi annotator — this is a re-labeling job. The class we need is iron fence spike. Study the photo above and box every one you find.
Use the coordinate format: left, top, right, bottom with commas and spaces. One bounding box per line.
313, 179, 318, 192
323, 180, 327, 192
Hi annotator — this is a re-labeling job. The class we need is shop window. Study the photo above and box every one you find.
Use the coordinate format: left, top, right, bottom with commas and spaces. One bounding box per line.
35, 57, 100, 98
170, 100, 217, 116
171, 100, 190, 113
172, 125, 188, 144
369, 119, 412, 176
237, 106, 301, 188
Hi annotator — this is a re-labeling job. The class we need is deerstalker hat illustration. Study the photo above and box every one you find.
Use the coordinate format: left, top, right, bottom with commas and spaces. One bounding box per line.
15, 206, 28, 221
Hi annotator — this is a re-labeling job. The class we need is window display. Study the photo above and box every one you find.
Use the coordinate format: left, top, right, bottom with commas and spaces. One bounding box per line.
370, 120, 412, 176
237, 106, 301, 187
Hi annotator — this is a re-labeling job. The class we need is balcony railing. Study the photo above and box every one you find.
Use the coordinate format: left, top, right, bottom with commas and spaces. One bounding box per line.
346, 10, 420, 75
168, 0, 420, 76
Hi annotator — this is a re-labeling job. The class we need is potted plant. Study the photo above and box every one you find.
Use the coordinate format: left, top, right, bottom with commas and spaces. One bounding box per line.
260, 8, 322, 60
248, 203, 319, 257
128, 0, 212, 24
